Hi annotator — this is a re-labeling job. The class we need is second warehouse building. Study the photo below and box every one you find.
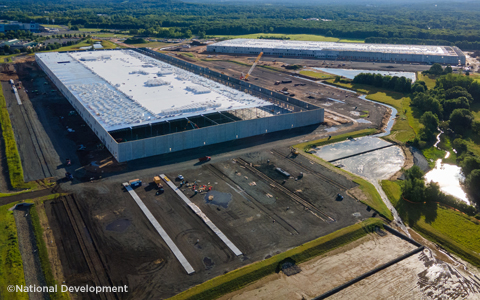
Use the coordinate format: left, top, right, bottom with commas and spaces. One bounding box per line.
207, 39, 466, 65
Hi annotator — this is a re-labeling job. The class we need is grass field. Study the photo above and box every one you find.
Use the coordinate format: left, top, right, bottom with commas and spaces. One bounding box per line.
325, 80, 420, 144
130, 41, 169, 48
416, 72, 437, 89
0, 54, 18, 63
299, 70, 335, 79
421, 133, 457, 167
382, 180, 480, 268
169, 218, 382, 300
92, 32, 132, 38
100, 40, 118, 49
0, 201, 28, 300
30, 195, 68, 300
43, 40, 91, 53
210, 33, 364, 43
0, 84, 33, 190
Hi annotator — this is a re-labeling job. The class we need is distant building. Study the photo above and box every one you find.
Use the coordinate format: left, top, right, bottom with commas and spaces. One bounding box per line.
0, 21, 40, 33
207, 39, 466, 65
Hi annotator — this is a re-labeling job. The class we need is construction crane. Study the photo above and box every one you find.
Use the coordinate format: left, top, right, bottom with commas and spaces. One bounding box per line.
241, 52, 263, 81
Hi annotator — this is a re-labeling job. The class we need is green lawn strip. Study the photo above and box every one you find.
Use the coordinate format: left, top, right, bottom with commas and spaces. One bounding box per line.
413, 220, 480, 268
180, 52, 195, 58
78, 28, 104, 32
325, 80, 419, 144
40, 24, 64, 29
338, 39, 365, 43
297, 151, 393, 221
381, 181, 480, 268
299, 70, 335, 79
422, 146, 446, 168
100, 40, 117, 49
0, 190, 31, 198
353, 177, 393, 221
169, 218, 382, 300
380, 180, 403, 207
359, 110, 369, 118
0, 201, 28, 300
416, 72, 437, 90
0, 84, 33, 190
211, 33, 342, 42
293, 128, 377, 152
131, 41, 169, 48
29, 194, 68, 300
43, 40, 91, 52
0, 54, 20, 63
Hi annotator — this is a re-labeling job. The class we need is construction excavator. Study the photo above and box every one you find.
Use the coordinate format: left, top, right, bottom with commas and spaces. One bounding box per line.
240, 52, 263, 81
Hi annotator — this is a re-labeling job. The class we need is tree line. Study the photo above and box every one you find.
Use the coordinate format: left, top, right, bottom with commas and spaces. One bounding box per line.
2, 0, 480, 50
352, 73, 413, 94
408, 67, 480, 209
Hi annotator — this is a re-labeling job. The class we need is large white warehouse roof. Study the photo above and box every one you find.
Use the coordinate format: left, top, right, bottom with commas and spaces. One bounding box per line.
210, 39, 458, 56
36, 50, 270, 131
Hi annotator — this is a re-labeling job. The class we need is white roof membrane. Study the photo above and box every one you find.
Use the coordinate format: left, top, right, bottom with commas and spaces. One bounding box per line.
210, 39, 458, 56
36, 50, 270, 131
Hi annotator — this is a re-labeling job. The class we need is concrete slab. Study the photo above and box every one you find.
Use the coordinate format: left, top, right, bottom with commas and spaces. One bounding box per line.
122, 182, 195, 274
160, 174, 243, 256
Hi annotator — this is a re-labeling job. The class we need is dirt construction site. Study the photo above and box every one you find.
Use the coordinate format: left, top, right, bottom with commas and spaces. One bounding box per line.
43, 147, 373, 299
4, 52, 479, 300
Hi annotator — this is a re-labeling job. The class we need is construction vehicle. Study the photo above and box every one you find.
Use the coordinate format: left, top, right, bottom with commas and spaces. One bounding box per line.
153, 176, 164, 193
65, 172, 73, 181
240, 52, 263, 81
129, 179, 142, 188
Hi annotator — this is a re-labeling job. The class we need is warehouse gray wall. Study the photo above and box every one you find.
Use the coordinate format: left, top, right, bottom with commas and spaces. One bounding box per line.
35, 55, 120, 160
117, 108, 323, 162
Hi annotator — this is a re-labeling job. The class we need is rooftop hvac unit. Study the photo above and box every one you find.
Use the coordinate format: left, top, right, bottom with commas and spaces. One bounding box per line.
145, 79, 170, 87
185, 85, 211, 94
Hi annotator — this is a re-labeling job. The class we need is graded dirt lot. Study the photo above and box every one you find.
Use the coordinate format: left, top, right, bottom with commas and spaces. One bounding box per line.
45, 145, 372, 299
193, 52, 432, 72
218, 233, 417, 300
188, 56, 388, 129
329, 247, 480, 300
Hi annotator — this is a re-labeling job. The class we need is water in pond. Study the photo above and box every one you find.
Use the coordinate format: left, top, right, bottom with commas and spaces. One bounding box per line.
315, 68, 416, 82
106, 219, 131, 232
314, 137, 392, 161
424, 159, 469, 204
204, 190, 232, 208
337, 146, 405, 180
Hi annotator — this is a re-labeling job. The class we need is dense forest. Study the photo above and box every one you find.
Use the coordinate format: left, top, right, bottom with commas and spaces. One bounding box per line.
2, 0, 480, 48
